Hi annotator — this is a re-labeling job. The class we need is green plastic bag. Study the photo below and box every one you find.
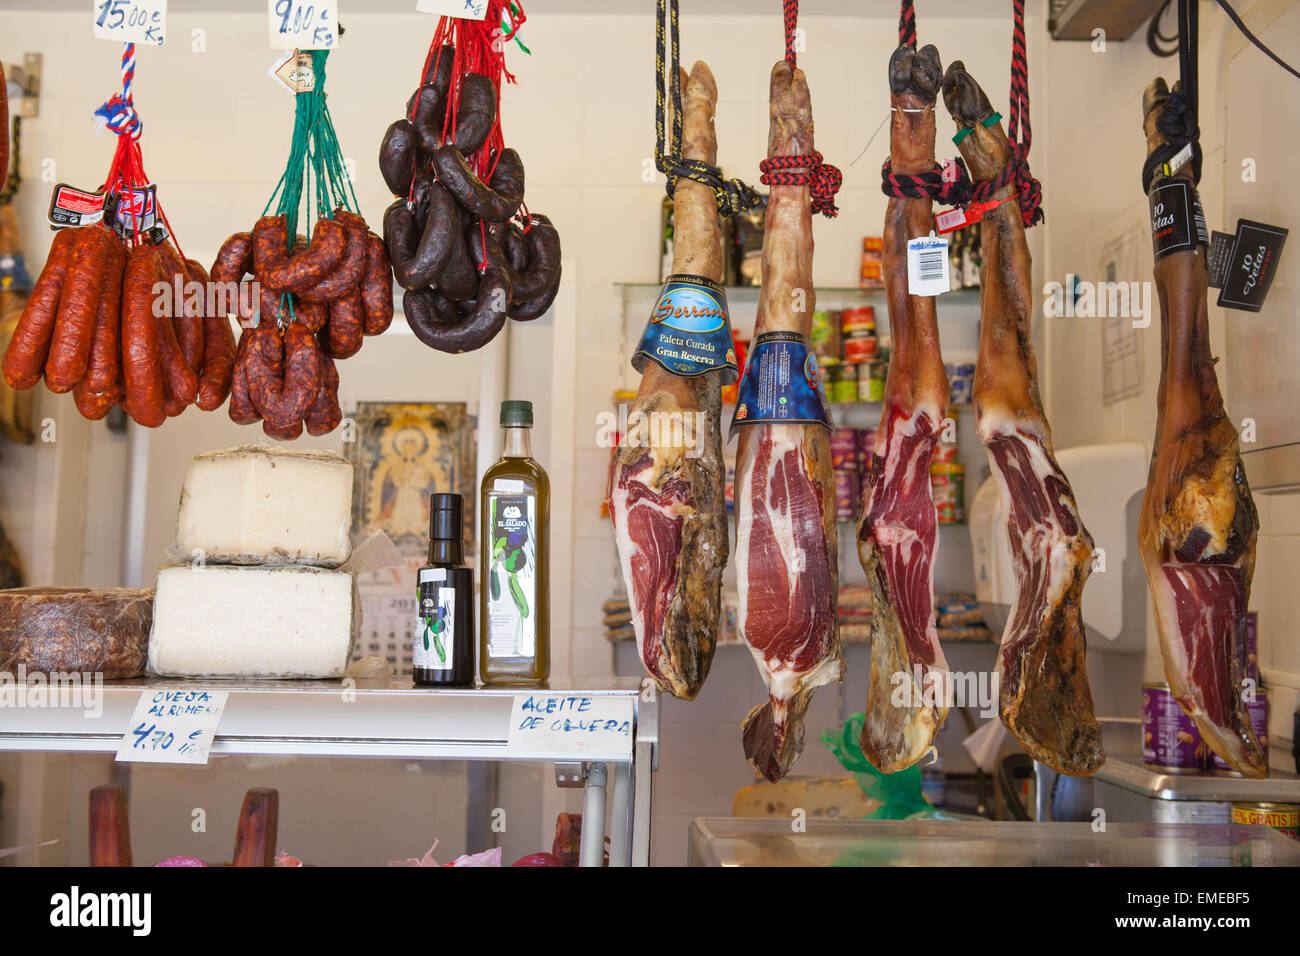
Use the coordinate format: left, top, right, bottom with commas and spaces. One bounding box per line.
820, 713, 934, 821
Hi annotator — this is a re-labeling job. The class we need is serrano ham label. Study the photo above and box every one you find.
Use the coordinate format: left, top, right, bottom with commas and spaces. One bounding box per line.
633, 274, 738, 382
1148, 180, 1208, 262
1211, 219, 1288, 313
729, 331, 834, 438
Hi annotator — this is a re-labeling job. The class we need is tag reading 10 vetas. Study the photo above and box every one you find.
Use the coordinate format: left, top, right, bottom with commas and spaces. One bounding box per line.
93, 0, 167, 47
417, 0, 490, 19
907, 234, 950, 297
115, 689, 229, 765
507, 693, 634, 757
268, 0, 338, 51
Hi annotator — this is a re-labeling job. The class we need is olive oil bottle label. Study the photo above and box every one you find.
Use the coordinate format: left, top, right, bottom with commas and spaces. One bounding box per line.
486, 493, 536, 659
414, 569, 455, 671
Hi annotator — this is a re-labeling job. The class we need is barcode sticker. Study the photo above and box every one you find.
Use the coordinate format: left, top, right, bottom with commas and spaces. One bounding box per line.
907, 234, 950, 297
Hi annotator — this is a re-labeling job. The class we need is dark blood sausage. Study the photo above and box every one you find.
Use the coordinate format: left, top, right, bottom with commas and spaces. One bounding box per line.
292, 296, 328, 333
305, 355, 342, 436
453, 73, 498, 156
407, 44, 456, 151
175, 259, 208, 379
511, 273, 561, 322
431, 146, 524, 222
511, 215, 562, 301
325, 287, 365, 359
46, 225, 116, 392
380, 119, 419, 196
408, 267, 512, 354
438, 218, 480, 300
504, 222, 531, 273
196, 306, 237, 412
3, 226, 82, 389
82, 236, 127, 394
361, 232, 394, 335
410, 174, 436, 225
248, 321, 323, 427
211, 231, 254, 285
403, 183, 462, 290
121, 244, 168, 428
252, 215, 289, 274
300, 211, 367, 303
262, 217, 347, 294
227, 329, 261, 425
383, 200, 422, 289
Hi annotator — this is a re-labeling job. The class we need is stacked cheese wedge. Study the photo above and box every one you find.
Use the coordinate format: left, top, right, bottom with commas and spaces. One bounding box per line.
147, 446, 358, 679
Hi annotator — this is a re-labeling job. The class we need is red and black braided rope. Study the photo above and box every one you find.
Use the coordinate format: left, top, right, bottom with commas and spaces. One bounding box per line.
760, 152, 843, 217
899, 0, 917, 46
783, 0, 799, 67
880, 156, 974, 207
1000, 0, 1044, 226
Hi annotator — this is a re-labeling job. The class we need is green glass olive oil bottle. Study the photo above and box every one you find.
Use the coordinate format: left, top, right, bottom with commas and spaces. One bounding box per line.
479, 400, 549, 685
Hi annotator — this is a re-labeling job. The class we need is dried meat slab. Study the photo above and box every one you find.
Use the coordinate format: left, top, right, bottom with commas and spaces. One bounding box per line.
0, 587, 153, 678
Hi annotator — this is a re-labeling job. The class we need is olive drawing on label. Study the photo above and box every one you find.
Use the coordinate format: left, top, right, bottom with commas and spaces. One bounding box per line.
487, 495, 536, 657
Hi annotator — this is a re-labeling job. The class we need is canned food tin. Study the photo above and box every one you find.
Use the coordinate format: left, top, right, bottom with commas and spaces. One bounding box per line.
1231, 802, 1298, 841
1141, 682, 1204, 773
829, 428, 858, 470
827, 363, 858, 403
810, 310, 841, 365
931, 463, 964, 524
856, 428, 877, 469
859, 361, 885, 402
841, 306, 876, 335
843, 334, 878, 364
833, 470, 859, 522
946, 362, 975, 404
1209, 688, 1268, 775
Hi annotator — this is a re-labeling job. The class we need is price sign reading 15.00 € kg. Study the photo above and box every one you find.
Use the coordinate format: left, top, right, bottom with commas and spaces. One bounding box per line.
93, 0, 167, 47
115, 689, 229, 765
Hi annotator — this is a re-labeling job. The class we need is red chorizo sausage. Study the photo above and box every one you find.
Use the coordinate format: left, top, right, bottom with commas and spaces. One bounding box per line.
174, 259, 208, 378
361, 232, 394, 334
292, 296, 328, 333
121, 244, 167, 428
252, 215, 289, 275
73, 371, 123, 422
227, 328, 261, 425
3, 227, 82, 389
46, 225, 117, 391
82, 236, 127, 394
304, 354, 342, 436
211, 231, 253, 285
299, 210, 367, 303
325, 287, 364, 359
248, 321, 322, 427
261, 217, 347, 294
196, 308, 237, 411
156, 278, 199, 406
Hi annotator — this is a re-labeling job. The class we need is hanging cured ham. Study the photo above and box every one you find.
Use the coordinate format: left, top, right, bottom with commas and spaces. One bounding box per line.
734, 61, 843, 782
857, 43, 950, 774
1137, 78, 1265, 778
609, 62, 729, 701
942, 62, 1104, 776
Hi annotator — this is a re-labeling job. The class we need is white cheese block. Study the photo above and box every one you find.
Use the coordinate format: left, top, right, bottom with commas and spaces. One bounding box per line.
149, 565, 355, 678
175, 445, 354, 567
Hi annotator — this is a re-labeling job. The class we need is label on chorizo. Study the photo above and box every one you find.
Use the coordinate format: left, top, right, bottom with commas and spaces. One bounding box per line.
728, 331, 834, 438
47, 183, 106, 228
1149, 180, 1207, 262
632, 274, 738, 383
104, 185, 160, 240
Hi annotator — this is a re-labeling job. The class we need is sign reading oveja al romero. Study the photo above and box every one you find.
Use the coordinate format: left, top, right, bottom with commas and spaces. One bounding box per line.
507, 694, 634, 757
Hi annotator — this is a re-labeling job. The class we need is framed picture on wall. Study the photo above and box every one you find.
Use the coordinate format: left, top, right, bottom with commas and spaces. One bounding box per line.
345, 402, 477, 674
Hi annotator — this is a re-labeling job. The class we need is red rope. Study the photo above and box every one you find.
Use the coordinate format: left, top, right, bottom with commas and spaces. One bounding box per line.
899, 0, 917, 46
979, 0, 1042, 227
767, 1, 842, 218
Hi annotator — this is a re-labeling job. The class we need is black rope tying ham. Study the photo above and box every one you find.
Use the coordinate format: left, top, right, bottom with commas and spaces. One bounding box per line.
880, 156, 973, 207
654, 0, 761, 216
1143, 0, 1201, 194
760, 0, 843, 219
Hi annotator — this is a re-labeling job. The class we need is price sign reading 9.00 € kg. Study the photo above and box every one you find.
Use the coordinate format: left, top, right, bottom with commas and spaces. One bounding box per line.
507, 694, 634, 758
115, 689, 229, 765
93, 0, 167, 47
268, 0, 338, 51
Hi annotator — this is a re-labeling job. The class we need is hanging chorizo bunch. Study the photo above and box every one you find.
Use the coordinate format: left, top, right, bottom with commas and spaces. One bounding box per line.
379, 2, 561, 354
1, 43, 234, 426
213, 49, 393, 440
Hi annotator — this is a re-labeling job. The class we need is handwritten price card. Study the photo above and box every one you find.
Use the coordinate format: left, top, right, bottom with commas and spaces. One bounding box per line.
268, 0, 338, 51
507, 694, 634, 758
93, 0, 167, 47
115, 689, 229, 765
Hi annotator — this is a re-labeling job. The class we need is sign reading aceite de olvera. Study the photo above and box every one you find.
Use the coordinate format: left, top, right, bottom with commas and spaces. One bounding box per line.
507, 694, 634, 758
268, 0, 338, 51
115, 689, 229, 765
93, 0, 167, 48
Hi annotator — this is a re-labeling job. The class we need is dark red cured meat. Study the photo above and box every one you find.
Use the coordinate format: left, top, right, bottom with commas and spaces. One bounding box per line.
3, 227, 81, 389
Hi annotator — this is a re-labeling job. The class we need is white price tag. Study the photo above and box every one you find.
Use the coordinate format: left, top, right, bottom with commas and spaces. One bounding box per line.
268, 50, 316, 94
92, 0, 167, 47
906, 233, 950, 297
507, 693, 634, 757
268, 0, 338, 51
417, 0, 489, 19
115, 689, 229, 765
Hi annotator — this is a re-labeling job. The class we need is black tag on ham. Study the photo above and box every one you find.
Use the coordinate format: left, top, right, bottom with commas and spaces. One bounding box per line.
1148, 180, 1205, 262
1215, 219, 1288, 313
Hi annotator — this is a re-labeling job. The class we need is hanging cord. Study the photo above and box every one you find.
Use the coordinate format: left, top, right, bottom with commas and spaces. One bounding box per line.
95, 42, 183, 252
1214, 0, 1300, 80
971, 0, 1043, 227
654, 0, 761, 216
1147, 0, 1178, 57
899, 0, 917, 46
1142, 0, 1200, 194
757, 0, 843, 218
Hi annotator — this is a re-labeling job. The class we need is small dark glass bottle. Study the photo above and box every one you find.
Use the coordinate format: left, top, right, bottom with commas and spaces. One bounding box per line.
412, 493, 474, 687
